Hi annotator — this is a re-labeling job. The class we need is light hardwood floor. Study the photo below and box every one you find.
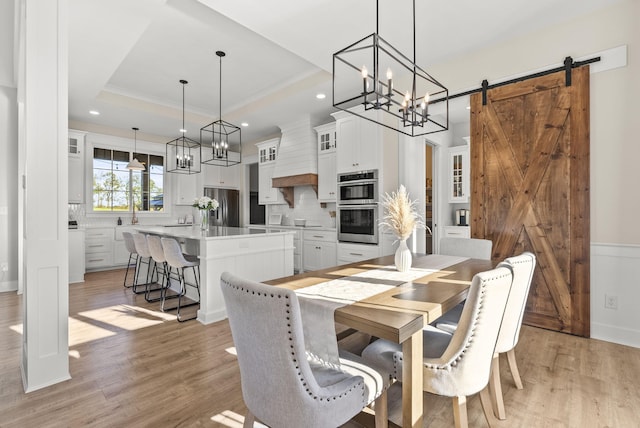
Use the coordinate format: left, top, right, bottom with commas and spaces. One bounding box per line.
1, 268, 639, 427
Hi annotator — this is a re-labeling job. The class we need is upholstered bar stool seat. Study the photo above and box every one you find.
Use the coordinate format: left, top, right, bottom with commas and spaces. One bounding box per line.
131, 233, 158, 295
122, 232, 139, 289
161, 237, 200, 322
145, 234, 172, 303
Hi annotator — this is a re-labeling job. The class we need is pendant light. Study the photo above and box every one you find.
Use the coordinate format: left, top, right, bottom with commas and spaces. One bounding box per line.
332, 0, 448, 137
167, 79, 201, 174
201, 50, 242, 167
126, 127, 145, 171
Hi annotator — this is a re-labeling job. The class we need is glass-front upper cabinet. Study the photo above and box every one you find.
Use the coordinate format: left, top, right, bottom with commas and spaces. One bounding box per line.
448, 145, 469, 203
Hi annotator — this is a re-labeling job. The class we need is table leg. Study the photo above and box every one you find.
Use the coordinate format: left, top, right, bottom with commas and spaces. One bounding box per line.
402, 329, 423, 428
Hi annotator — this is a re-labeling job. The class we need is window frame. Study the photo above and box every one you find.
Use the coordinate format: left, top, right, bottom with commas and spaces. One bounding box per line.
88, 140, 167, 216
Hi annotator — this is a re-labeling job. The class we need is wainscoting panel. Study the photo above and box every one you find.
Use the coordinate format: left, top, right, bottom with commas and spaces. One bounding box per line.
591, 243, 640, 348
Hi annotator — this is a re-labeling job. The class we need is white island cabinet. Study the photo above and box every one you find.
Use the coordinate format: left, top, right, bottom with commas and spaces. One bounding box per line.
133, 225, 294, 324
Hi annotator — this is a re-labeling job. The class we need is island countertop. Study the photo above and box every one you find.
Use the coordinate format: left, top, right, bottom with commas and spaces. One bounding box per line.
133, 225, 295, 241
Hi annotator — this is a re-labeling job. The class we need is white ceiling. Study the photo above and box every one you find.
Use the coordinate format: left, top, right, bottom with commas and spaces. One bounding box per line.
68, 0, 621, 149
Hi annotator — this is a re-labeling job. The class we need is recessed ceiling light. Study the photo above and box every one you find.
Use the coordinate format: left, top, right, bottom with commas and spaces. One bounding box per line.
316, 93, 326, 99
89, 110, 100, 115
241, 122, 249, 127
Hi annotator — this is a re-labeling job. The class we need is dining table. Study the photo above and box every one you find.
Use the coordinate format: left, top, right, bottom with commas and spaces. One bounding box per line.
265, 253, 494, 428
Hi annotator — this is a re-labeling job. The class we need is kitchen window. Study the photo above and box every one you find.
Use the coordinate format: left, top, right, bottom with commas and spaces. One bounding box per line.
92, 148, 164, 212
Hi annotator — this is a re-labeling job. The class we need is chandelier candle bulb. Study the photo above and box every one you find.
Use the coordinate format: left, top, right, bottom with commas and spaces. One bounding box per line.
386, 68, 393, 95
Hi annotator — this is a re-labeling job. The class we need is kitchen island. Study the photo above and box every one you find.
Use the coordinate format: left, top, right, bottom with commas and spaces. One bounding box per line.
134, 225, 295, 324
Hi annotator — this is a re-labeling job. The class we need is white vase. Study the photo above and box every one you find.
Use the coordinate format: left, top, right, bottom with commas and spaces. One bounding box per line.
395, 238, 412, 272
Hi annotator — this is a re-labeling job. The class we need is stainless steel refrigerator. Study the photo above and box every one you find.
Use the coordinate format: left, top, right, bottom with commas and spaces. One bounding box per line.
203, 188, 240, 227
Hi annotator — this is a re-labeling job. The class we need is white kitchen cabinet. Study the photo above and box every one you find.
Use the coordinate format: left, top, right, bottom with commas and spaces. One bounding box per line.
448, 145, 470, 203
69, 229, 85, 283
175, 173, 199, 205
337, 242, 380, 265
203, 164, 240, 188
256, 139, 285, 205
68, 130, 86, 203
315, 123, 337, 202
335, 114, 380, 174
257, 162, 285, 205
315, 122, 336, 154
317, 152, 337, 202
85, 227, 114, 270
257, 139, 278, 164
288, 228, 303, 273
303, 229, 336, 271
442, 225, 471, 239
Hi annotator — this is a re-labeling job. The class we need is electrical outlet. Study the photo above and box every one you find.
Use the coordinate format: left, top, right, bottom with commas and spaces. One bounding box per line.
605, 294, 618, 310
0, 262, 7, 273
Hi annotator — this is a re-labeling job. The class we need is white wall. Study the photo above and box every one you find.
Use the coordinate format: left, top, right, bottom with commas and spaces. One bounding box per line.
0, 86, 19, 292
0, 0, 18, 292
424, 0, 640, 346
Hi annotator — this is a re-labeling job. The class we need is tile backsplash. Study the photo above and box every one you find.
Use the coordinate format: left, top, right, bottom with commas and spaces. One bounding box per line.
268, 186, 336, 228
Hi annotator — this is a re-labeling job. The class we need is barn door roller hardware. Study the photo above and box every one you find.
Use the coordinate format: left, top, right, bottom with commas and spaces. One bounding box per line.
431, 55, 601, 107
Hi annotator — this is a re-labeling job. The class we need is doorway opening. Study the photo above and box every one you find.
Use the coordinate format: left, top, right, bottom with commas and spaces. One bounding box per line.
249, 163, 265, 224
425, 144, 434, 253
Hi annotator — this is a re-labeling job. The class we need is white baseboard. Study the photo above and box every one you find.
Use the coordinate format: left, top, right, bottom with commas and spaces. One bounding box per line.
0, 280, 18, 292
197, 308, 227, 325
591, 322, 640, 349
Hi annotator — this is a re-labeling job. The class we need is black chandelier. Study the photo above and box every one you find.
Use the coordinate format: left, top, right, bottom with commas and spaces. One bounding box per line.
332, 0, 448, 137
201, 51, 241, 167
166, 79, 201, 174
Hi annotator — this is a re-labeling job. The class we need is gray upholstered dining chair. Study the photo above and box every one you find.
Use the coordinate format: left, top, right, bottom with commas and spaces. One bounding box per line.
436, 252, 536, 420
220, 271, 390, 428
439, 237, 493, 260
361, 266, 514, 428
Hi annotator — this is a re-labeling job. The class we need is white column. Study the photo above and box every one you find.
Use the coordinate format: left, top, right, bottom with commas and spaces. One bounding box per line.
19, 0, 70, 392
398, 133, 427, 254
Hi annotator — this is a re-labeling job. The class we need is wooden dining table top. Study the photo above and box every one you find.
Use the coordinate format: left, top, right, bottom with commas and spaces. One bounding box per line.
265, 254, 494, 344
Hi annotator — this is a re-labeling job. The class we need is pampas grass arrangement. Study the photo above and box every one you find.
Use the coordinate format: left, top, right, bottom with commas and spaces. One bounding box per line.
380, 185, 428, 240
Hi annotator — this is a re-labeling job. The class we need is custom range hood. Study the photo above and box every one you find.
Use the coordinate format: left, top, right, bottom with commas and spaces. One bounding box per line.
271, 117, 319, 208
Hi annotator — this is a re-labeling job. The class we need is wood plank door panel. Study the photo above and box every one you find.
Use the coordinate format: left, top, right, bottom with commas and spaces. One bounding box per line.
470, 67, 590, 336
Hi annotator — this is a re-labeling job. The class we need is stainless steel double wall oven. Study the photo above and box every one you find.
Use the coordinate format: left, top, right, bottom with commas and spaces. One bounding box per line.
337, 169, 378, 244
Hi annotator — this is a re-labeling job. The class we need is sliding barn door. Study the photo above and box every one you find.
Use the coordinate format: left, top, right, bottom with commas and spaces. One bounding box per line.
470, 67, 590, 336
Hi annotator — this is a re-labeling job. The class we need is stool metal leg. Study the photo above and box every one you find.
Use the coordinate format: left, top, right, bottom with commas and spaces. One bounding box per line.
146, 261, 169, 303
123, 253, 138, 288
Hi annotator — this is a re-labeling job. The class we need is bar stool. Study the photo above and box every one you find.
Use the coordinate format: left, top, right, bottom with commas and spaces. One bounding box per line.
145, 234, 172, 303
161, 237, 200, 322
131, 233, 158, 295
122, 232, 139, 289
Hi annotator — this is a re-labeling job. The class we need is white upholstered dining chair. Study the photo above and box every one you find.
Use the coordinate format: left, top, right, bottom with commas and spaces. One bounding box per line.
436, 252, 536, 420
439, 237, 493, 260
361, 266, 514, 428
220, 272, 390, 428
